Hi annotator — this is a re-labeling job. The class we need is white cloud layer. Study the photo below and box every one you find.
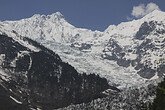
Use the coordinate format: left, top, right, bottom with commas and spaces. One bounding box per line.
131, 2, 160, 18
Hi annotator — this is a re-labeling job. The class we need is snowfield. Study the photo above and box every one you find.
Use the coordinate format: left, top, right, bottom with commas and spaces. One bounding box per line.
1, 9, 165, 89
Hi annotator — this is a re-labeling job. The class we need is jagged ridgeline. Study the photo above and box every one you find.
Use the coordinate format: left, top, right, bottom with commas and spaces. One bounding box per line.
0, 34, 110, 109
5, 10, 165, 88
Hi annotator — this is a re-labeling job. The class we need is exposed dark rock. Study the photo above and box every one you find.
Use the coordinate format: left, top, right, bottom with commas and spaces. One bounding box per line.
157, 64, 165, 77
135, 21, 156, 40
79, 43, 91, 50
136, 39, 152, 54
117, 58, 131, 68
102, 38, 123, 61
102, 54, 117, 61
137, 67, 155, 79
102, 27, 164, 80
135, 63, 144, 70
156, 29, 165, 34
128, 49, 133, 52
71, 43, 92, 51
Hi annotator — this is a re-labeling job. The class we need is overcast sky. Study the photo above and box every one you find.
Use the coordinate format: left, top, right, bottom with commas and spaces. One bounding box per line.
0, 0, 165, 31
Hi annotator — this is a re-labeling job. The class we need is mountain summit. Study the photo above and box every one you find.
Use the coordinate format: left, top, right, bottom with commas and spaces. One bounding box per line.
3, 10, 165, 88
4, 12, 100, 44
0, 9, 164, 109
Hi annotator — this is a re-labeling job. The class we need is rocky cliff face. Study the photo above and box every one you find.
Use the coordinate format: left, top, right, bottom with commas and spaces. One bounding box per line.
102, 20, 165, 79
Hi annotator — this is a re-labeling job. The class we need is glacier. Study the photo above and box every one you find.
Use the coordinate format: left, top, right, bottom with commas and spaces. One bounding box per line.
1, 9, 165, 89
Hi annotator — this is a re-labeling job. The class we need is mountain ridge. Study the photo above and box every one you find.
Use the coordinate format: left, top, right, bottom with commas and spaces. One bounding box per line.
1, 9, 165, 89
0, 31, 111, 109
0, 9, 164, 110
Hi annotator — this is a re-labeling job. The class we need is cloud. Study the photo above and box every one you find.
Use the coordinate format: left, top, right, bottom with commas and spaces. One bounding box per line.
131, 2, 160, 18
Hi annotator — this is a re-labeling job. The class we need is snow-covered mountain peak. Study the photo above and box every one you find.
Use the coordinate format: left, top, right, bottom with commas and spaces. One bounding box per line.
3, 12, 75, 43
143, 9, 165, 20
105, 10, 165, 34
143, 9, 162, 17
4, 12, 103, 44
51, 11, 64, 17
1, 10, 165, 89
29, 11, 64, 20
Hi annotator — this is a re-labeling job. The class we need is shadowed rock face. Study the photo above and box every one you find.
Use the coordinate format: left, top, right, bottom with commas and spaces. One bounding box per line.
0, 34, 110, 109
102, 38, 130, 67
135, 21, 156, 40
0, 84, 29, 110
102, 21, 165, 79
117, 59, 131, 68
71, 42, 92, 51
137, 68, 155, 79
